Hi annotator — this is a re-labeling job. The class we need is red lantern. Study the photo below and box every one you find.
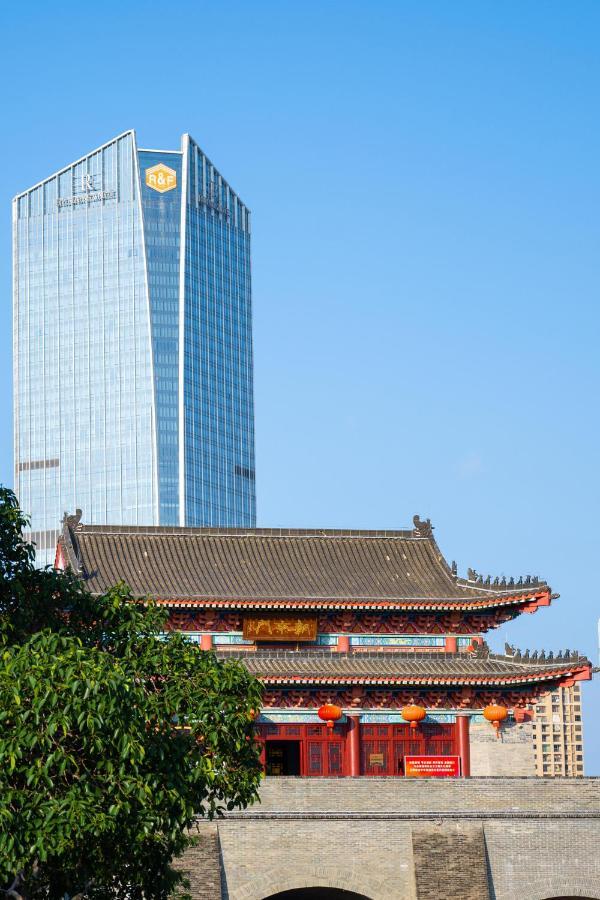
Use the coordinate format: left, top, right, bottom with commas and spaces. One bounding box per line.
483, 704, 508, 738
317, 704, 343, 729
401, 704, 427, 729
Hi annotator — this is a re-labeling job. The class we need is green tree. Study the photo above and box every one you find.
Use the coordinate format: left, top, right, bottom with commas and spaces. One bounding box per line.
0, 488, 263, 899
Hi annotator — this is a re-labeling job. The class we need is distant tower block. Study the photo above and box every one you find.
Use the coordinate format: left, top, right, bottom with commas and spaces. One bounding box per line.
13, 131, 256, 565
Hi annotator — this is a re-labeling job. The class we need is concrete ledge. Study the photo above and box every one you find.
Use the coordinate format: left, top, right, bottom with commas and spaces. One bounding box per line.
222, 809, 600, 819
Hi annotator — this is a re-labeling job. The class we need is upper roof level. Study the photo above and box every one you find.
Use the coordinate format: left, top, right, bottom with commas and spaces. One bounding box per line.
57, 514, 553, 614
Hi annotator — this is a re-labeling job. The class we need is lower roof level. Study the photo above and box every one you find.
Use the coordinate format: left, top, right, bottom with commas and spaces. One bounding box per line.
215, 646, 592, 711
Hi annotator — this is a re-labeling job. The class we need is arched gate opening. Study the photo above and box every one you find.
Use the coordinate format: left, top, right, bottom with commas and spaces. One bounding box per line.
264, 890, 372, 900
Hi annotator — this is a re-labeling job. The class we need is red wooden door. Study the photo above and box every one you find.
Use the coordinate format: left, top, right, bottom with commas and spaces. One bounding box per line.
361, 725, 393, 775
360, 723, 457, 775
256, 722, 346, 776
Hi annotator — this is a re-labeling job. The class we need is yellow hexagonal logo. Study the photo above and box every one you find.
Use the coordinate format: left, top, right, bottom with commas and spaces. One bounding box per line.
145, 163, 177, 193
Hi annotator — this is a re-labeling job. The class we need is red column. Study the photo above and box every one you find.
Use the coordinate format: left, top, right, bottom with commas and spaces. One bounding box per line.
445, 636, 458, 653
347, 715, 361, 776
456, 715, 470, 777
337, 635, 350, 652
200, 633, 213, 651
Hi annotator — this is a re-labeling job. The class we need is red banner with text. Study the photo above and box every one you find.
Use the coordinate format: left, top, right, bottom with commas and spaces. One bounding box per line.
404, 755, 461, 777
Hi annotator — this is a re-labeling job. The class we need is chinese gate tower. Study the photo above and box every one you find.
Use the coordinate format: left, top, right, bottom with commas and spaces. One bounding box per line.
56, 514, 592, 777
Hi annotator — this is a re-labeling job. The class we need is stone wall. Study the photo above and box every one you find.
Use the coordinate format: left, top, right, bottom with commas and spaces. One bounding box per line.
177, 777, 600, 900
411, 823, 490, 900
470, 719, 535, 776
173, 824, 221, 900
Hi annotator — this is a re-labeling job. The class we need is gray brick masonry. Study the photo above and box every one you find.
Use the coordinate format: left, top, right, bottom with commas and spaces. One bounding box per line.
177, 777, 600, 900
470, 719, 535, 777
412, 823, 490, 900
174, 824, 222, 900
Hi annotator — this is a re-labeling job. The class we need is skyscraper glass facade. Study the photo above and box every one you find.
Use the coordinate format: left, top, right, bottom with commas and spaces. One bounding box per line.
13, 130, 256, 564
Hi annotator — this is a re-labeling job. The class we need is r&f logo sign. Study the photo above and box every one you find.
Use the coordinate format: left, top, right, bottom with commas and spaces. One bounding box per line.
145, 163, 177, 193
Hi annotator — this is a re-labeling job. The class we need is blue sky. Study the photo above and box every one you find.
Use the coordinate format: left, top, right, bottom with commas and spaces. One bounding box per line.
2, 1, 599, 770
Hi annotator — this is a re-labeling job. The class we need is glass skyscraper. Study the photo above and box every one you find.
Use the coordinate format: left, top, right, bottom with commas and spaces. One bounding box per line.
13, 130, 256, 564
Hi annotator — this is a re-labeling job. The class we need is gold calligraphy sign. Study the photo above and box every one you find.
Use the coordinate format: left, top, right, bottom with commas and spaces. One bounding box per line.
243, 615, 318, 642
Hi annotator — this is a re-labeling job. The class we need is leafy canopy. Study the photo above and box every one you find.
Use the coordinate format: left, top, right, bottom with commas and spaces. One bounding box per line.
0, 488, 263, 899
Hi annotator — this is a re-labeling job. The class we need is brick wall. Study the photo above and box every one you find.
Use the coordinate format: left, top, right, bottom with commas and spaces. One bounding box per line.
470, 719, 535, 776
412, 823, 490, 900
234, 773, 600, 813
174, 824, 222, 900
179, 778, 600, 900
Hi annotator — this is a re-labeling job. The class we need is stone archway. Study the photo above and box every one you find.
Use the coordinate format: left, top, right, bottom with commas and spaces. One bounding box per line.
264, 890, 372, 899
521, 876, 600, 900
532, 891, 600, 899
265, 887, 369, 900
231, 866, 386, 900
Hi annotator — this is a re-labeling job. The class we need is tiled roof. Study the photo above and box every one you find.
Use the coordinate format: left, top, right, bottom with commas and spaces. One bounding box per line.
221, 649, 592, 688
59, 521, 552, 609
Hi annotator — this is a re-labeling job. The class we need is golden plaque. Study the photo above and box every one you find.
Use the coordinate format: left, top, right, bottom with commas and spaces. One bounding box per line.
369, 753, 384, 766
243, 615, 318, 642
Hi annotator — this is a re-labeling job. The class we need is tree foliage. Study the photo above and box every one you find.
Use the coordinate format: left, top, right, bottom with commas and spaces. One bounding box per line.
0, 487, 263, 899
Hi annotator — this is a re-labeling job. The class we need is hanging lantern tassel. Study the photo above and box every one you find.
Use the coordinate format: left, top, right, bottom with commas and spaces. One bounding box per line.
483, 704, 508, 738
401, 704, 427, 730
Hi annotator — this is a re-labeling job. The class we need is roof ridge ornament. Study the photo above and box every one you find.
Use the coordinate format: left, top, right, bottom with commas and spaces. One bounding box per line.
63, 508, 83, 530
509, 646, 584, 664
412, 515, 433, 538
466, 570, 543, 590
60, 509, 84, 573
